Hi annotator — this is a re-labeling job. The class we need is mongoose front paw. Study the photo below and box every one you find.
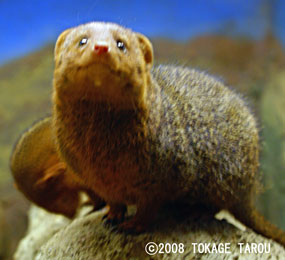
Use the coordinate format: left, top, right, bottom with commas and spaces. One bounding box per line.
103, 204, 127, 225
83, 189, 106, 213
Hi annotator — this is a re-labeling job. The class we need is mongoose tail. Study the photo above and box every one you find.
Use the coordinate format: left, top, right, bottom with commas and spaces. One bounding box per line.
232, 205, 285, 246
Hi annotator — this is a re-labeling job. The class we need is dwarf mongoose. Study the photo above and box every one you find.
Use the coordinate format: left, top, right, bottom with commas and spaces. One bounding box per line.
52, 22, 284, 245
10, 117, 105, 218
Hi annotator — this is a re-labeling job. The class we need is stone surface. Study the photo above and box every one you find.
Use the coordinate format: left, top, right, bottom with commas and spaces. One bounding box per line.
14, 206, 70, 260
15, 204, 285, 260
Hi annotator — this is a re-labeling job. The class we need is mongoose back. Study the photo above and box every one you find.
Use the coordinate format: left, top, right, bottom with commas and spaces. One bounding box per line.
10, 117, 105, 218
52, 22, 285, 245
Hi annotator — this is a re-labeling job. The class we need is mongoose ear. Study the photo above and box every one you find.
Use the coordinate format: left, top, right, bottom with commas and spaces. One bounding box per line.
54, 29, 71, 61
136, 33, 153, 68
35, 163, 66, 188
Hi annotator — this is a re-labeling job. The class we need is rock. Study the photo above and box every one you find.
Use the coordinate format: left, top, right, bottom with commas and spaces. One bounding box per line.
15, 205, 284, 260
0, 182, 30, 260
14, 206, 70, 260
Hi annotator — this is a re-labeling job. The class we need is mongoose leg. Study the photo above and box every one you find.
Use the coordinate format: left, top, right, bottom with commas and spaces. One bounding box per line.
103, 203, 127, 225
118, 201, 160, 233
83, 189, 106, 211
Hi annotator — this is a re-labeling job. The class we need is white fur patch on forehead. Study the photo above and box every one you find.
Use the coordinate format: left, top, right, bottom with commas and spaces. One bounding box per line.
59, 22, 136, 53
73, 22, 133, 34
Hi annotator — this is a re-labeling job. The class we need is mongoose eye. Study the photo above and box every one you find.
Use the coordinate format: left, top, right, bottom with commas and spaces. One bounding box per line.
116, 40, 126, 52
79, 37, 88, 46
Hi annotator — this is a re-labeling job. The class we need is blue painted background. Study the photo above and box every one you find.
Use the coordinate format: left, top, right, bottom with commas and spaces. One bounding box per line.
0, 0, 284, 64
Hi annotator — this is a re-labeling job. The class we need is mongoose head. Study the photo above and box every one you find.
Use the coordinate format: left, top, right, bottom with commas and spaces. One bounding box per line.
32, 167, 80, 218
12, 159, 80, 218
54, 22, 153, 109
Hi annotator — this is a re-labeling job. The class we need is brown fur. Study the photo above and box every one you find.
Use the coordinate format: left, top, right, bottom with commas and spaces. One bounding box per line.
10, 117, 104, 218
52, 22, 285, 245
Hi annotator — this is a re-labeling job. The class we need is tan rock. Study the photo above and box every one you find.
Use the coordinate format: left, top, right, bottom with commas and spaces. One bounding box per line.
15, 205, 284, 260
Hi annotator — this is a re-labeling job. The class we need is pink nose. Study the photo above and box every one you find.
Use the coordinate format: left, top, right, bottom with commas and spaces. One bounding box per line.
94, 44, 109, 54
